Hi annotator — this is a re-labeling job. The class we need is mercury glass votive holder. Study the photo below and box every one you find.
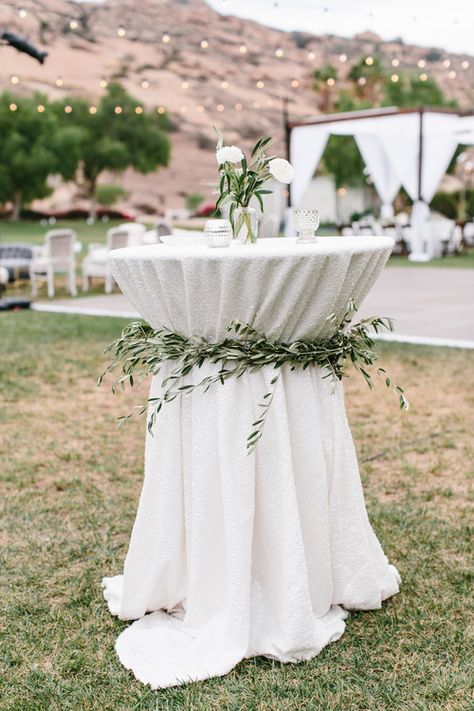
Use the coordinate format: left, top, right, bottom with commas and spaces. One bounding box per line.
204, 219, 233, 248
293, 209, 320, 243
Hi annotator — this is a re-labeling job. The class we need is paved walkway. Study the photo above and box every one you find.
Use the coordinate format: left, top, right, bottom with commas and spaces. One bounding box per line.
33, 267, 474, 348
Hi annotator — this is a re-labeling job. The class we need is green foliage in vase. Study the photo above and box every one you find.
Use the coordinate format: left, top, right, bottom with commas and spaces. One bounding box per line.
214, 130, 294, 243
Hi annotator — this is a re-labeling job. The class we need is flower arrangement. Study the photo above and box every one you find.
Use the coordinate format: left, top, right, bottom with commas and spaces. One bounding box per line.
214, 130, 294, 243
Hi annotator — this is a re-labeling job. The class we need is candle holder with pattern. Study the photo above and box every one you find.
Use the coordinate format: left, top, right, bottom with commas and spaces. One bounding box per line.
293, 209, 320, 243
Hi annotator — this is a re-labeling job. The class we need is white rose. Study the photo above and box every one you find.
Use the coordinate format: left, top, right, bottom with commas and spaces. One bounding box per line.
216, 145, 245, 165
268, 158, 294, 184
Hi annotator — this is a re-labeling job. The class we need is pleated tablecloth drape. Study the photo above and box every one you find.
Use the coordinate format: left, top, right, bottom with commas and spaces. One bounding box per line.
102, 237, 400, 688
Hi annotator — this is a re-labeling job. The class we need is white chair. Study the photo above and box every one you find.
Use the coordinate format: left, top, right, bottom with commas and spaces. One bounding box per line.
30, 229, 77, 298
118, 222, 147, 247
82, 228, 129, 293
142, 219, 174, 244
259, 214, 280, 239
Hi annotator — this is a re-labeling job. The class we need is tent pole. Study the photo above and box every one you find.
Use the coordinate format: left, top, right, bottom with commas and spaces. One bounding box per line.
417, 107, 424, 201
283, 96, 291, 207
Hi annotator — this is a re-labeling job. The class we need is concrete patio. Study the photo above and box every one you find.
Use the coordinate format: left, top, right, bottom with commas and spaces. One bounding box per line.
33, 266, 474, 348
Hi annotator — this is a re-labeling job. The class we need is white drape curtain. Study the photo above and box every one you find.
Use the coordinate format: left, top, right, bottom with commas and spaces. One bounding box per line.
289, 124, 328, 206
289, 111, 462, 257
354, 134, 401, 219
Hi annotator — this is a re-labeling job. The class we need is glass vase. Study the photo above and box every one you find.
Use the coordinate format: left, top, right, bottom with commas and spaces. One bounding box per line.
233, 206, 259, 244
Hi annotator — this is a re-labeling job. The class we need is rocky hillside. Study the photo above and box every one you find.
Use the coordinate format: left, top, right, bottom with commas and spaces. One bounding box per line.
0, 0, 473, 214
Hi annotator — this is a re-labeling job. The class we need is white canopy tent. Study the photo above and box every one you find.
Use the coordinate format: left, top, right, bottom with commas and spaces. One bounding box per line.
289, 108, 468, 261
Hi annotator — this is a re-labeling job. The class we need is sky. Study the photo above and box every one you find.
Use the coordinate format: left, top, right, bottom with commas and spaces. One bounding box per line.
205, 0, 474, 55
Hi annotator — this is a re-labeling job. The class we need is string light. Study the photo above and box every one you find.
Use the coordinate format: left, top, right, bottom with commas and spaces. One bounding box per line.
221, 80, 229, 89
89, 106, 97, 114
443, 59, 451, 68
69, 20, 79, 30
275, 48, 284, 58
239, 44, 247, 54
9, 103, 17, 112
114, 106, 122, 114
417, 59, 426, 68
100, 78, 108, 89
448, 70, 456, 79
216, 103, 225, 112
135, 106, 143, 114
267, 98, 274, 106
197, 105, 205, 112
55, 76, 63, 87
339, 54, 347, 62
419, 73, 428, 81
10, 75, 20, 85
326, 77, 335, 87
157, 106, 166, 114
391, 58, 400, 67
391, 74, 399, 82
162, 33, 171, 43
338, 187, 347, 197
252, 101, 261, 109
234, 102, 242, 110
290, 79, 300, 88
365, 56, 374, 65
462, 60, 470, 69
358, 77, 367, 86
256, 80, 264, 88
64, 105, 73, 114
37, 104, 45, 113
179, 105, 187, 113
141, 79, 150, 89
181, 80, 189, 89
117, 26, 126, 37
18, 7, 28, 18
200, 39, 209, 49
307, 51, 316, 61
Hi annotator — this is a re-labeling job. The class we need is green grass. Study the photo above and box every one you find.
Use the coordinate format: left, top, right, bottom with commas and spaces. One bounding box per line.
389, 249, 474, 268
1, 312, 473, 710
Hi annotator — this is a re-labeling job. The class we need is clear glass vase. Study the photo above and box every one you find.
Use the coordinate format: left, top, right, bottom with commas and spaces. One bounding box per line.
233, 206, 259, 244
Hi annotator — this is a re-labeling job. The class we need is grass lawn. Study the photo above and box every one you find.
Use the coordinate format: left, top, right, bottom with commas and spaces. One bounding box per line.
0, 312, 473, 710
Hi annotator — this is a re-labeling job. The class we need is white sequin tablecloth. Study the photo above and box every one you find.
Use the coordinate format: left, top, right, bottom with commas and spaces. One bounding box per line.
102, 237, 400, 689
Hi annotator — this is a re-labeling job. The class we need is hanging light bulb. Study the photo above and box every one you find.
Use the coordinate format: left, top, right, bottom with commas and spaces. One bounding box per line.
252, 101, 261, 109
365, 56, 374, 66
117, 26, 126, 37
89, 106, 97, 114
307, 51, 316, 61
462, 60, 470, 69
37, 104, 46, 113
9, 103, 18, 111
221, 80, 229, 88
196, 105, 205, 112
134, 106, 143, 115
417, 59, 426, 68
234, 102, 242, 110
339, 54, 347, 63
326, 78, 335, 87
10, 75, 20, 85
391, 74, 399, 82
141, 79, 150, 89
114, 106, 122, 114
162, 32, 171, 43
443, 59, 451, 68
18, 8, 28, 19
275, 47, 284, 58
64, 105, 73, 114
448, 70, 456, 79
290, 79, 300, 88
181, 79, 189, 89
391, 58, 400, 67
239, 44, 247, 54
55, 76, 64, 87
157, 106, 166, 114
200, 38, 209, 49
256, 80, 264, 89
69, 19, 79, 30
419, 73, 428, 81
216, 103, 224, 112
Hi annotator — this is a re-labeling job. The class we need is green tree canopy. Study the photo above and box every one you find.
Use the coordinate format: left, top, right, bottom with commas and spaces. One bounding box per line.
55, 83, 170, 217
0, 93, 81, 219
382, 73, 458, 109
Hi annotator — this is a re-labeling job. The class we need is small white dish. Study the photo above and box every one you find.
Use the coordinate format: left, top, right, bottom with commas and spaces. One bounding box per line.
160, 231, 207, 246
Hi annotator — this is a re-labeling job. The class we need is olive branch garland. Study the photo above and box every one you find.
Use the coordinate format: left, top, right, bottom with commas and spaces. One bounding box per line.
99, 300, 409, 453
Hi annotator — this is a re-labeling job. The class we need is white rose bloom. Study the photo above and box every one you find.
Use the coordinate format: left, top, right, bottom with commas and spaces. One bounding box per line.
268, 158, 294, 184
216, 145, 245, 165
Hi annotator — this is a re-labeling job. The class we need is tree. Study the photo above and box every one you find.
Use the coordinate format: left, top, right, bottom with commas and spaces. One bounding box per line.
0, 93, 81, 219
312, 65, 338, 113
95, 184, 129, 207
382, 73, 457, 109
55, 83, 170, 219
348, 55, 386, 104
